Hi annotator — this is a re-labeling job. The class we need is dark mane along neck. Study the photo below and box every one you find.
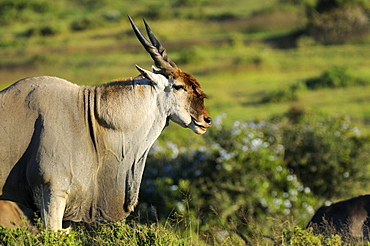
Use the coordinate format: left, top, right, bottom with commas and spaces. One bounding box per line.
97, 75, 152, 91
99, 77, 135, 89
93, 76, 154, 130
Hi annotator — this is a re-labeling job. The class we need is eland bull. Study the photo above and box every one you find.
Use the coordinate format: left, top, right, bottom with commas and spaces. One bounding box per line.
307, 195, 370, 240
0, 16, 211, 231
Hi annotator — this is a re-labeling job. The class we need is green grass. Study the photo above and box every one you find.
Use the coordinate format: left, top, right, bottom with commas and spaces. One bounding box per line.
1, 217, 363, 245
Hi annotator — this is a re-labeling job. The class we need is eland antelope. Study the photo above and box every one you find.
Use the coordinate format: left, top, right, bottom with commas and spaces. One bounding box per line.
0, 16, 211, 231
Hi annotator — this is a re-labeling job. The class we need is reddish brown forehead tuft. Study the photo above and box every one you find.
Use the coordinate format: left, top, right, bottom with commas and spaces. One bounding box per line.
172, 69, 207, 99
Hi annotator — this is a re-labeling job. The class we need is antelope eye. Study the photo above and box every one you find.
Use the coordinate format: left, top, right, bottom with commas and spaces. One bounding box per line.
173, 84, 185, 90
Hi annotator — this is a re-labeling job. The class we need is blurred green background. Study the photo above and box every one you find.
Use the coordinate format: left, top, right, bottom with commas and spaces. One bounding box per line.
1, 0, 369, 136
1, 0, 370, 244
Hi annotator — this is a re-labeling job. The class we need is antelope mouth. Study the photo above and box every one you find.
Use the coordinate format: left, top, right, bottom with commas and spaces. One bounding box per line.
194, 120, 207, 129
188, 117, 208, 135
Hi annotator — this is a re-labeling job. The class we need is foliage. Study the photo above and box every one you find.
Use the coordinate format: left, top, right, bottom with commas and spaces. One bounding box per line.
139, 2, 175, 20
0, 0, 50, 25
313, 0, 369, 13
2, 220, 367, 245
0, 225, 78, 246
70, 16, 104, 32
137, 111, 370, 240
176, 48, 204, 65
260, 83, 302, 103
77, 221, 189, 246
305, 66, 368, 90
20, 24, 61, 38
140, 114, 318, 237
279, 0, 317, 7
71, 0, 107, 10
280, 112, 370, 199
281, 226, 342, 245
306, 0, 369, 44
0, 221, 192, 246
261, 66, 369, 104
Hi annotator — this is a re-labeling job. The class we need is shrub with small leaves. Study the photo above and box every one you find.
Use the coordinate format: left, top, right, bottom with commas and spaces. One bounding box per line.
281, 226, 342, 245
261, 83, 302, 103
138, 111, 370, 238
280, 112, 370, 199
305, 66, 367, 90
306, 0, 369, 44
140, 114, 318, 237
70, 16, 103, 32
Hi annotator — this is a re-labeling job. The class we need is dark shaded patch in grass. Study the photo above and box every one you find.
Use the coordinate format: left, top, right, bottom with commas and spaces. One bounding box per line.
305, 66, 368, 90
260, 83, 302, 103
206, 12, 240, 21
263, 30, 305, 49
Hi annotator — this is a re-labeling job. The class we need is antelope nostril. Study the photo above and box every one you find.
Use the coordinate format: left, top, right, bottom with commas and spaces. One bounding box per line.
204, 117, 212, 124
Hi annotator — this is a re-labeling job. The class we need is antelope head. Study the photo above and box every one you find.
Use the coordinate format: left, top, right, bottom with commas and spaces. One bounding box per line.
129, 16, 212, 134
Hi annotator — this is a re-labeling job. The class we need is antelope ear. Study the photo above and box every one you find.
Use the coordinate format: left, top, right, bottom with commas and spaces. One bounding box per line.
135, 65, 168, 87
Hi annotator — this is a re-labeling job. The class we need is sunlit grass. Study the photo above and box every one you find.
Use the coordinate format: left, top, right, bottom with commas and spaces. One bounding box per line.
1, 41, 369, 137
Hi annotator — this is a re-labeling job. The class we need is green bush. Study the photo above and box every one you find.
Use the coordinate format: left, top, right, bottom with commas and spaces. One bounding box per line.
279, 0, 316, 6
139, 2, 174, 20
71, 0, 107, 9
70, 16, 103, 32
313, 0, 369, 13
140, 114, 318, 237
261, 83, 301, 103
138, 111, 370, 238
305, 66, 367, 90
21, 25, 61, 38
39, 25, 60, 36
306, 0, 369, 44
281, 226, 342, 245
0, 0, 50, 25
281, 113, 370, 199
176, 47, 204, 65
261, 67, 369, 103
